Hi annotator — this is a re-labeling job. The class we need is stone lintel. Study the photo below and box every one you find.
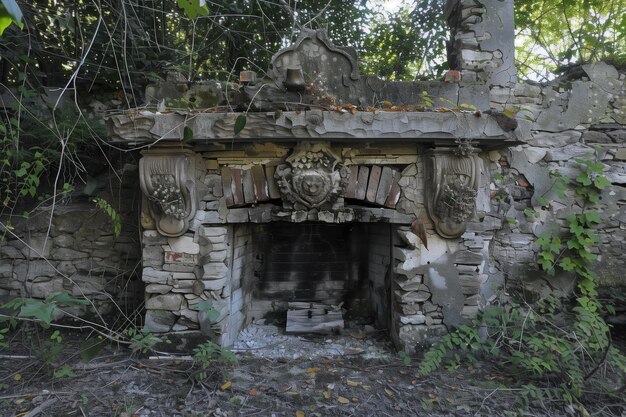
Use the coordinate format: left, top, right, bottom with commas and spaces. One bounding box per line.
106, 110, 527, 145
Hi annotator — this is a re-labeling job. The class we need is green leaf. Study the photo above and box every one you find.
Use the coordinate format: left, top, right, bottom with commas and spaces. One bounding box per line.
0, 2, 22, 37
1, 0, 22, 22
593, 176, 610, 189
584, 212, 601, 224
234, 115, 246, 136
0, 15, 11, 37
46, 292, 90, 306
576, 172, 592, 186
176, 0, 208, 19
53, 366, 76, 378
19, 300, 55, 326
196, 300, 219, 321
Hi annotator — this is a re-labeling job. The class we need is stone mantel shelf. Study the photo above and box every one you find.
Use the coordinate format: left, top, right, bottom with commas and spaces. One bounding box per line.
106, 110, 528, 147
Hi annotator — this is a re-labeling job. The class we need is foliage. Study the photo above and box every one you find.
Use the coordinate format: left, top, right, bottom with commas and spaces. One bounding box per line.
123, 327, 165, 355
362, 0, 447, 79
515, 0, 626, 80
0, 0, 22, 35
419, 152, 625, 408
93, 196, 122, 238
193, 341, 237, 368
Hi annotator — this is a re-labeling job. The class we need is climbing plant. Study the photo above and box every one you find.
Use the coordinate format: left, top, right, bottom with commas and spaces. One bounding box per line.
419, 152, 626, 409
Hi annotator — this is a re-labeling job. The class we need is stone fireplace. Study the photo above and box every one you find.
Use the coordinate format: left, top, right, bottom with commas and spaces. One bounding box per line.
106, 0, 525, 353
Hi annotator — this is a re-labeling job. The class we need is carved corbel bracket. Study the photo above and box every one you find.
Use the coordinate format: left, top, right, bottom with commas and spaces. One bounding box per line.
275, 142, 350, 211
139, 148, 198, 237
424, 148, 482, 239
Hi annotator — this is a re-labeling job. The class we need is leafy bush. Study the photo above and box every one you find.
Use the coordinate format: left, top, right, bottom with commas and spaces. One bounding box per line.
419, 152, 626, 408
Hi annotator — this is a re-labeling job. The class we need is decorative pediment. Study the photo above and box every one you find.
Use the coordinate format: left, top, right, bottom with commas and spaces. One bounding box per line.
275, 142, 350, 210
269, 29, 360, 103
424, 148, 482, 239
139, 149, 198, 237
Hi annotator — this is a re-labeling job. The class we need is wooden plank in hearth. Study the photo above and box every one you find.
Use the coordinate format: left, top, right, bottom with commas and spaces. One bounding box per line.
286, 302, 344, 334
230, 168, 245, 206
221, 167, 235, 207
242, 169, 255, 204
355, 166, 369, 200
265, 165, 281, 199
384, 169, 402, 208
375, 166, 395, 206
251, 165, 270, 201
344, 165, 358, 199
365, 165, 382, 203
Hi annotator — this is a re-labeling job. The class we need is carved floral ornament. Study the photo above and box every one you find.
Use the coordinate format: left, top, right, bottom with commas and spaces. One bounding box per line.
139, 149, 197, 237
275, 143, 350, 210
424, 148, 482, 239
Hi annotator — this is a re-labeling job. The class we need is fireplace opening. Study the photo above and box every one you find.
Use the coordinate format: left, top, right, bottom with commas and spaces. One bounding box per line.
230, 223, 393, 339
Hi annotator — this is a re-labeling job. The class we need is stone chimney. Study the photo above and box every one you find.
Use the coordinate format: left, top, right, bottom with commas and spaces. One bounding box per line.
445, 0, 516, 88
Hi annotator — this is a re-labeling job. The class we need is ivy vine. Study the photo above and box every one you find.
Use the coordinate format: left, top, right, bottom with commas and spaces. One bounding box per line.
418, 151, 626, 409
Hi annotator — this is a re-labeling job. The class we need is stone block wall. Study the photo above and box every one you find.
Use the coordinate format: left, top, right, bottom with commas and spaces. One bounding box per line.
0, 163, 141, 317
482, 63, 626, 296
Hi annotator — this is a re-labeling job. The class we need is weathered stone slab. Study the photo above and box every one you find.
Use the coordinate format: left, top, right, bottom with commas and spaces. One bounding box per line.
400, 314, 426, 325
355, 166, 369, 200
242, 168, 255, 204
251, 165, 269, 201
145, 284, 173, 294
375, 166, 395, 206
545, 143, 595, 162
142, 267, 171, 284
395, 289, 430, 303
344, 165, 359, 199
265, 165, 281, 199
384, 170, 402, 208
146, 294, 184, 310
230, 168, 244, 206
221, 167, 235, 207
202, 263, 229, 279
365, 165, 382, 203
166, 236, 200, 255
199, 226, 228, 237
454, 250, 484, 265
164, 251, 197, 264
144, 310, 176, 333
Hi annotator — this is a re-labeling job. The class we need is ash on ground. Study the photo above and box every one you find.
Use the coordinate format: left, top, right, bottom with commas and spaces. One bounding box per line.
232, 322, 393, 359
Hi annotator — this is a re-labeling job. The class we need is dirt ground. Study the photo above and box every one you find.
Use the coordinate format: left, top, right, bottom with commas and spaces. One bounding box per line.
0, 327, 624, 417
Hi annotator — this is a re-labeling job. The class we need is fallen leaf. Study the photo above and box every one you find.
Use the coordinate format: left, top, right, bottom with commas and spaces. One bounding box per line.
338, 396, 350, 404
14, 374, 21, 381
296, 411, 305, 417
323, 389, 331, 399
306, 367, 321, 374
362, 385, 371, 391
220, 381, 232, 391
15, 398, 25, 405
346, 380, 360, 387
384, 388, 394, 397
249, 388, 257, 397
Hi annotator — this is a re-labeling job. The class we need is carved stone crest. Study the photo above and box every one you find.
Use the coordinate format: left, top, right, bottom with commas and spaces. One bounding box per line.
139, 148, 198, 237
424, 148, 482, 239
269, 29, 360, 103
275, 143, 350, 210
